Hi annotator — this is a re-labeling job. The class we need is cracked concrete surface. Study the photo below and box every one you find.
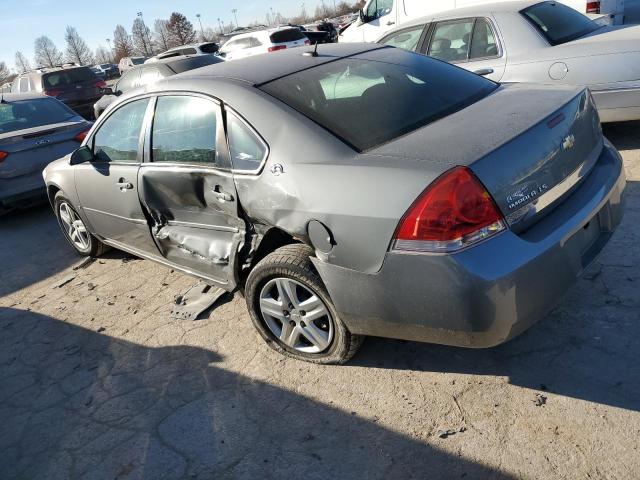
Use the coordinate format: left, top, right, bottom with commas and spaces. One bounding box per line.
1, 123, 639, 479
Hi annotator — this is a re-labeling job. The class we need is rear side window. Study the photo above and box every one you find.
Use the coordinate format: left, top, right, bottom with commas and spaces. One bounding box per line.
19, 77, 30, 92
181, 48, 198, 55
43, 68, 96, 89
0, 98, 77, 134
521, 1, 598, 45
151, 96, 219, 165
379, 25, 426, 52
469, 18, 499, 59
227, 112, 267, 172
260, 48, 497, 151
93, 99, 149, 163
270, 29, 306, 43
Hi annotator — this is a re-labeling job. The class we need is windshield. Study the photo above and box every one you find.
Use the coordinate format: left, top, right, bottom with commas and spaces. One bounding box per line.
43, 67, 96, 88
260, 47, 497, 151
521, 1, 598, 45
0, 98, 78, 134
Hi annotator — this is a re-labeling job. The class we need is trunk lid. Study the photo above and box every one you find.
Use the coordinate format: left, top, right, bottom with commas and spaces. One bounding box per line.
370, 83, 602, 232
0, 121, 88, 179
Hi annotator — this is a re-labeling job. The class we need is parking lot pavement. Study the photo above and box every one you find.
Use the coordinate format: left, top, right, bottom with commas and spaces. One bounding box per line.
1, 124, 639, 480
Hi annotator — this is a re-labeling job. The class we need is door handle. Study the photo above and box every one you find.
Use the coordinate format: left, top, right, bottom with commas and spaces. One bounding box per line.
116, 178, 133, 191
212, 186, 234, 202
386, 21, 396, 26
473, 68, 494, 76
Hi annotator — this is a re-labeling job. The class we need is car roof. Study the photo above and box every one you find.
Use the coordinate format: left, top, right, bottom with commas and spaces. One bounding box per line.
181, 43, 385, 85
0, 92, 49, 102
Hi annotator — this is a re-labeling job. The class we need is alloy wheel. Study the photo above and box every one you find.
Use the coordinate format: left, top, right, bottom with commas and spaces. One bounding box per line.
259, 278, 334, 354
59, 202, 90, 251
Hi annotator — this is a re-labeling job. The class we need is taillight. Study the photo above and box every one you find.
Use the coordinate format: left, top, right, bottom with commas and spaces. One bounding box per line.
304, 40, 311, 46
44, 90, 61, 97
74, 129, 90, 143
268, 45, 287, 52
95, 80, 107, 89
392, 166, 505, 253
0, 151, 8, 163
586, 1, 600, 13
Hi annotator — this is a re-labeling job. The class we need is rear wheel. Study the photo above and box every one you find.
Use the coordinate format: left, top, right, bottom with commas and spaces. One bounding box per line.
245, 244, 363, 364
54, 192, 104, 257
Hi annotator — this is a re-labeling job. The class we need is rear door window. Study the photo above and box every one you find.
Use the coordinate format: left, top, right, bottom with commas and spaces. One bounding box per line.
521, 1, 598, 45
93, 99, 149, 163
379, 24, 427, 52
428, 19, 474, 62
469, 18, 499, 59
151, 95, 220, 165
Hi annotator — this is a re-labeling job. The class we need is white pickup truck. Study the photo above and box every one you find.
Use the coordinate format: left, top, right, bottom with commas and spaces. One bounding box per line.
339, 0, 628, 43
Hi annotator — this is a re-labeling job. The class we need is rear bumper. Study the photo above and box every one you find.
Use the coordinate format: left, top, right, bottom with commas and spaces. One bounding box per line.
591, 82, 640, 122
0, 171, 47, 210
313, 141, 626, 347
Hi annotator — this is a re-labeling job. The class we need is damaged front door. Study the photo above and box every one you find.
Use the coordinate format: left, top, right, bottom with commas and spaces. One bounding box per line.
139, 94, 244, 290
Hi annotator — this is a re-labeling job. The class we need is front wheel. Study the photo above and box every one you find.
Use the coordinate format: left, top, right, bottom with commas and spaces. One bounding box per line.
54, 192, 104, 257
245, 244, 364, 364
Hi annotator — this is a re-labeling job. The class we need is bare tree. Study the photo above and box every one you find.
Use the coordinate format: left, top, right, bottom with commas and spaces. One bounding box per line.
113, 25, 135, 62
199, 27, 218, 43
166, 12, 197, 47
64, 26, 94, 65
0, 62, 9, 85
154, 19, 173, 51
34, 36, 63, 68
95, 46, 111, 64
132, 18, 154, 57
15, 51, 31, 73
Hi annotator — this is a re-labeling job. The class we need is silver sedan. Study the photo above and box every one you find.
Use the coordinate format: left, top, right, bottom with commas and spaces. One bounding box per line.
378, 0, 640, 122
43, 44, 625, 364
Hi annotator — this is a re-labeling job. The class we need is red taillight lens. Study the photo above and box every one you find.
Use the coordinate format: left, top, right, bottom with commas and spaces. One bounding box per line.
586, 1, 600, 13
74, 129, 90, 143
44, 90, 61, 97
393, 166, 505, 253
304, 39, 311, 46
0, 151, 8, 163
95, 80, 107, 89
268, 45, 287, 52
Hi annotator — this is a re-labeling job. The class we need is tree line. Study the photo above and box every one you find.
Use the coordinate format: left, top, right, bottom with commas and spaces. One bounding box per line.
3, 1, 362, 78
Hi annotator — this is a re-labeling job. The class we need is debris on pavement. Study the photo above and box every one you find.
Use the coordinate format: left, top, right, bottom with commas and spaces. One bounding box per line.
534, 394, 548, 407
438, 426, 466, 439
72, 257, 95, 270
52, 274, 76, 288
170, 282, 226, 321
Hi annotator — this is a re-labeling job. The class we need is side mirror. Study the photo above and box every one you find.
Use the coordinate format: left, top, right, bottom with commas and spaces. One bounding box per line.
359, 9, 367, 22
102, 86, 114, 95
70, 145, 94, 165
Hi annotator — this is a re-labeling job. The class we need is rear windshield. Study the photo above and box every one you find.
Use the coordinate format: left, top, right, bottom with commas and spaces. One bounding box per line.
132, 58, 145, 65
521, 1, 599, 45
199, 43, 219, 53
270, 29, 306, 43
43, 67, 96, 88
260, 48, 498, 151
0, 98, 78, 134
168, 55, 225, 74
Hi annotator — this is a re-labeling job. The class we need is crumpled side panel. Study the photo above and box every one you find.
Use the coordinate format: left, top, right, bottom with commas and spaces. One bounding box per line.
155, 226, 232, 265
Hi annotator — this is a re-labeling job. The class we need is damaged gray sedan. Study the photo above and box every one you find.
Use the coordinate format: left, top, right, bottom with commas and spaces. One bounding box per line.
44, 43, 626, 364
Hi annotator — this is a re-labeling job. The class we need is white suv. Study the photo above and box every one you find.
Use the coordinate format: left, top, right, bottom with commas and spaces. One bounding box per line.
219, 27, 310, 61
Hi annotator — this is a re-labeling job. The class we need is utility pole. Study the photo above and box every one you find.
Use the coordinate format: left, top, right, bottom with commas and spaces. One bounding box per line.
196, 14, 205, 41
231, 9, 239, 28
106, 38, 113, 63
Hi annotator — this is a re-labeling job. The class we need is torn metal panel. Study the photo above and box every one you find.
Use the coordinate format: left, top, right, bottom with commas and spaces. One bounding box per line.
155, 226, 231, 265
170, 282, 227, 320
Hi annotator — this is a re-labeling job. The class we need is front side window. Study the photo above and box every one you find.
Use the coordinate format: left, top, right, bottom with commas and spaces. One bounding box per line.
379, 25, 426, 52
428, 19, 475, 63
365, 0, 394, 20
260, 48, 497, 151
93, 98, 149, 163
227, 112, 267, 172
521, 1, 598, 45
151, 96, 219, 165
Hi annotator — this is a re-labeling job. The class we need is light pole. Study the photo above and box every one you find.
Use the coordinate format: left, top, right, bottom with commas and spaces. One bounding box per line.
231, 9, 239, 28
196, 14, 205, 41
137, 12, 153, 55
217, 17, 224, 35
106, 38, 113, 63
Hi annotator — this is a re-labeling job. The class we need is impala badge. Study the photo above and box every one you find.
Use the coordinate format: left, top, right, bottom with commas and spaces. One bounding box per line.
35, 139, 51, 146
562, 134, 575, 151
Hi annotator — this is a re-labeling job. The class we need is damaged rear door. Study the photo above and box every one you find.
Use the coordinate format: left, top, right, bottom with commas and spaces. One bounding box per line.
139, 93, 245, 290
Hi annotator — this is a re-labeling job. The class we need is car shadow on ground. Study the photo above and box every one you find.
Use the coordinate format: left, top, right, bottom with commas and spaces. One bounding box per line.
0, 307, 513, 480
0, 204, 78, 297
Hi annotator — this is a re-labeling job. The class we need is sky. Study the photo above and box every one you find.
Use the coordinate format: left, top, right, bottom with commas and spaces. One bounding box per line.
0, 0, 330, 70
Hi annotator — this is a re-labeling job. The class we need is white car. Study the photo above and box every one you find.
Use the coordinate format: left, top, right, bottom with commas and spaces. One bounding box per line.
340, 0, 627, 43
378, 0, 640, 122
218, 27, 310, 61
145, 42, 220, 64
118, 57, 146, 75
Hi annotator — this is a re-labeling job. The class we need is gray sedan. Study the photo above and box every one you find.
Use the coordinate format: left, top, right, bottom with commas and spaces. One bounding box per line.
0, 93, 92, 214
378, 0, 640, 122
43, 44, 625, 364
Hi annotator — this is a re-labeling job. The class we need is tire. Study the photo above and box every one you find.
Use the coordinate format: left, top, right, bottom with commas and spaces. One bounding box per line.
54, 192, 105, 257
245, 244, 364, 364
